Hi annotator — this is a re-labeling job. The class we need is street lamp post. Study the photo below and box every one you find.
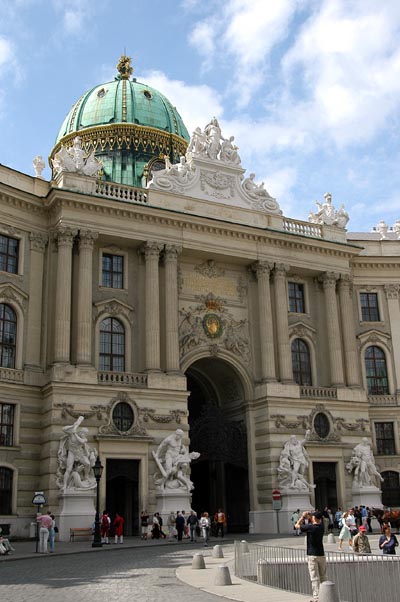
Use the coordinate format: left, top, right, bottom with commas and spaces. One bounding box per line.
92, 455, 103, 548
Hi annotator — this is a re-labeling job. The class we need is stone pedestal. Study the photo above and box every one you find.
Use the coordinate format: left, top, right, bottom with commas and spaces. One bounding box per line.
279, 488, 314, 534
351, 485, 382, 509
58, 489, 96, 542
155, 490, 193, 515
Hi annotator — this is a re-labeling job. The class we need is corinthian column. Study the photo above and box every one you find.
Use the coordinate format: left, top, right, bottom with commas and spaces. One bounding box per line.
319, 272, 344, 386
164, 244, 182, 373
384, 284, 400, 392
76, 230, 98, 365
53, 226, 77, 363
142, 241, 163, 372
25, 233, 48, 368
338, 274, 360, 387
252, 261, 276, 381
273, 264, 293, 382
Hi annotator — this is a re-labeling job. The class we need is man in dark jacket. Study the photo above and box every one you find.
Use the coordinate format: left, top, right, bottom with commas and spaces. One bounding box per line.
175, 511, 185, 541
295, 510, 326, 602
187, 510, 199, 542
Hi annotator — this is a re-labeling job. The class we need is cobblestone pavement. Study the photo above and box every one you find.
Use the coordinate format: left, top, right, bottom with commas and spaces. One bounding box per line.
0, 544, 223, 602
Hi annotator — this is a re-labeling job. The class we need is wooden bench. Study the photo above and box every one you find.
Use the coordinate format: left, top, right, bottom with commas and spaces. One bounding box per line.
70, 527, 93, 542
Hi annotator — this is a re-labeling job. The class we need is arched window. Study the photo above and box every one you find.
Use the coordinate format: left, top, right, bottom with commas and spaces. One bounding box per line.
291, 338, 312, 385
381, 471, 400, 507
0, 304, 17, 369
365, 346, 389, 394
99, 318, 125, 372
0, 466, 13, 514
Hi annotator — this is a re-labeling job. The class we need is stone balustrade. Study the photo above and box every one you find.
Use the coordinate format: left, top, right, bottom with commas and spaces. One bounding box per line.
300, 386, 337, 399
98, 371, 148, 387
95, 182, 148, 204
283, 217, 323, 238
0, 368, 24, 383
368, 394, 398, 406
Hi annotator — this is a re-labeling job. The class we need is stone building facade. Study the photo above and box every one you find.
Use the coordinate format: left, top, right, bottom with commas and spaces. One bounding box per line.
1, 58, 400, 538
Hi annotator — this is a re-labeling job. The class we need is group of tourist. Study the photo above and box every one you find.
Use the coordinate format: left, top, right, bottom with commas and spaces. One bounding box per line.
99, 511, 125, 544
140, 508, 226, 546
36, 511, 57, 553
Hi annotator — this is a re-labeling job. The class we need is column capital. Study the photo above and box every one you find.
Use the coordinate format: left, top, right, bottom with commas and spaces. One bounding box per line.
318, 271, 339, 288
338, 273, 353, 294
164, 244, 183, 260
53, 226, 78, 246
29, 232, 48, 252
251, 260, 274, 279
274, 263, 289, 278
140, 241, 163, 259
79, 229, 99, 248
384, 284, 400, 300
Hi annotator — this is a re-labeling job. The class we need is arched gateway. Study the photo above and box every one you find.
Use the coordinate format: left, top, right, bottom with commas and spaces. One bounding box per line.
185, 357, 250, 532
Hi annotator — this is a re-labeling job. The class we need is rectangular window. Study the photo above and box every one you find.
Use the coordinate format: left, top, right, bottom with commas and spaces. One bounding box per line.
288, 282, 305, 313
360, 292, 380, 321
375, 422, 395, 455
102, 254, 124, 288
0, 235, 19, 274
0, 403, 15, 446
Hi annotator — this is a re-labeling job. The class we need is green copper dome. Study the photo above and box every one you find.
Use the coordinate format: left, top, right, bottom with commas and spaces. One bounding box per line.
50, 56, 190, 187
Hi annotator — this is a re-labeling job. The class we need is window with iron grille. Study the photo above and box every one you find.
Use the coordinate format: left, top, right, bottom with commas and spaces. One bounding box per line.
360, 292, 380, 321
0, 467, 13, 514
291, 338, 312, 385
112, 402, 134, 432
99, 317, 125, 372
102, 254, 124, 288
365, 346, 389, 394
0, 304, 16, 368
0, 235, 19, 274
375, 422, 395, 455
288, 282, 305, 313
0, 403, 14, 447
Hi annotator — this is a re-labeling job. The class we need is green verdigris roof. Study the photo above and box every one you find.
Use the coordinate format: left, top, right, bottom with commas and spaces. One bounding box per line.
56, 78, 189, 143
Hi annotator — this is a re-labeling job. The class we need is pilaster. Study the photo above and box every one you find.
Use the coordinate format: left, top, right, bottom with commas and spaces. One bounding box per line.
142, 241, 163, 372
273, 264, 293, 383
53, 226, 77, 364
384, 284, 400, 392
164, 244, 182, 374
319, 271, 344, 387
76, 230, 98, 365
338, 274, 360, 387
252, 261, 276, 381
25, 232, 48, 369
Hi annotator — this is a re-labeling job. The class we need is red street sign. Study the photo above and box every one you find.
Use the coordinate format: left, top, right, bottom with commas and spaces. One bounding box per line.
272, 489, 281, 500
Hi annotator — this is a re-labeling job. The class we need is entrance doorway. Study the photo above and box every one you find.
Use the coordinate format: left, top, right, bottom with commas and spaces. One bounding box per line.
313, 462, 338, 511
106, 459, 139, 535
186, 358, 249, 532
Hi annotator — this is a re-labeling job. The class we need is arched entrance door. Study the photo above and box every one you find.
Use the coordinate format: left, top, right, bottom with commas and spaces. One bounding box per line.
186, 357, 249, 532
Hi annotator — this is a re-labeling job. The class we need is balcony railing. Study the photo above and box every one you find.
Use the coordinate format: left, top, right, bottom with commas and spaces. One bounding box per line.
368, 394, 398, 406
0, 367, 24, 383
95, 182, 148, 204
97, 371, 148, 387
300, 386, 337, 399
283, 217, 323, 238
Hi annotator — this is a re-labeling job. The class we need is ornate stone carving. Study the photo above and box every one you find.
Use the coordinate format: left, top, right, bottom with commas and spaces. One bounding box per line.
0, 283, 28, 312
334, 417, 368, 431
93, 298, 134, 325
290, 322, 317, 344
29, 232, 48, 252
141, 408, 186, 424
54, 402, 104, 420
56, 416, 98, 492
318, 271, 338, 289
271, 414, 309, 429
195, 259, 225, 279
252, 261, 274, 279
384, 284, 400, 300
152, 429, 200, 492
53, 226, 78, 246
187, 117, 241, 165
32, 155, 45, 178
98, 392, 147, 436
79, 230, 98, 248
346, 437, 384, 488
164, 244, 182, 261
140, 241, 163, 259
200, 169, 235, 199
242, 174, 281, 213
308, 193, 349, 228
277, 431, 314, 491
52, 136, 102, 178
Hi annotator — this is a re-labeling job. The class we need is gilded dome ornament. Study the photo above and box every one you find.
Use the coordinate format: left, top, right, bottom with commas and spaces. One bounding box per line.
116, 55, 133, 80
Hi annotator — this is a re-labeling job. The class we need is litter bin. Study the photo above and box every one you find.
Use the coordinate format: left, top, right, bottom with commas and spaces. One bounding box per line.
30, 522, 37, 539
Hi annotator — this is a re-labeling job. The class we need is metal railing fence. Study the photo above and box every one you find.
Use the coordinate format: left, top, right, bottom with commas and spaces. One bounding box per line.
235, 541, 400, 602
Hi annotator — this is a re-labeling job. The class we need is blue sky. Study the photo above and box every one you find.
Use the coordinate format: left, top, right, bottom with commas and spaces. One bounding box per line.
1, 0, 400, 232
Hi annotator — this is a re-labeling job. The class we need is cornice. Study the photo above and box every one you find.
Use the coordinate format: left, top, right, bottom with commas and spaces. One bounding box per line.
352, 260, 400, 270
0, 189, 47, 217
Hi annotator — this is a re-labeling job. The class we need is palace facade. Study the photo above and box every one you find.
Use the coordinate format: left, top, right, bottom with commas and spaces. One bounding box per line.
1, 57, 400, 537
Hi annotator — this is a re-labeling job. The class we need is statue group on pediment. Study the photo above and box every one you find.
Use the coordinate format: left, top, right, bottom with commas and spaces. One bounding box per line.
308, 192, 349, 229
163, 155, 195, 183
52, 136, 102, 178
187, 117, 241, 165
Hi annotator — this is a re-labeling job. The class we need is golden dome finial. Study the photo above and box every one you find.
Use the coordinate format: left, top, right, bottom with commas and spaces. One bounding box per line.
116, 55, 133, 80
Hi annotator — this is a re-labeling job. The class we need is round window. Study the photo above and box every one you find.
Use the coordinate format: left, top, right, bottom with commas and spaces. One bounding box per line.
314, 412, 330, 439
143, 90, 152, 99
112, 402, 134, 432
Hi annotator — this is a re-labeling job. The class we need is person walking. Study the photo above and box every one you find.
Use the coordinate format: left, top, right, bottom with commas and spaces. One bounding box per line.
151, 513, 160, 539
352, 525, 371, 553
338, 511, 353, 550
113, 513, 124, 544
215, 509, 226, 537
49, 514, 56, 553
199, 512, 211, 547
36, 511, 53, 553
379, 525, 399, 555
156, 512, 166, 539
175, 511, 185, 541
295, 510, 326, 602
140, 510, 149, 540
187, 510, 199, 542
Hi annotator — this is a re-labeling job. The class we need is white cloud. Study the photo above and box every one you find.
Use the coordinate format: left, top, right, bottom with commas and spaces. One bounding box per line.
0, 36, 13, 69
52, 0, 91, 35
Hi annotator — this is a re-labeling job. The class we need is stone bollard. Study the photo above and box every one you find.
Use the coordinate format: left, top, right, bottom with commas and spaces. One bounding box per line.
318, 581, 340, 602
240, 539, 249, 553
212, 544, 224, 558
192, 553, 206, 569
215, 564, 232, 586
327, 533, 336, 544
257, 559, 268, 584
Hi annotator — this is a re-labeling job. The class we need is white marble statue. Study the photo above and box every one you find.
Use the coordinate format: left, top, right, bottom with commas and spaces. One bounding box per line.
32, 155, 45, 178
346, 437, 384, 488
242, 173, 271, 199
219, 136, 241, 165
152, 429, 200, 492
308, 192, 349, 229
277, 430, 313, 491
52, 136, 102, 178
164, 155, 194, 183
56, 416, 97, 492
187, 127, 208, 156
204, 116, 223, 159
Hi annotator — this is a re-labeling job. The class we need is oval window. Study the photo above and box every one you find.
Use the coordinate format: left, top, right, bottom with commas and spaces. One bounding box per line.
314, 412, 330, 439
143, 90, 152, 100
112, 402, 134, 432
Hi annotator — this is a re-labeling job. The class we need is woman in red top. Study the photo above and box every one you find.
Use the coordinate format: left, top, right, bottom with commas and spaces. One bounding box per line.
100, 510, 110, 544
113, 513, 124, 544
